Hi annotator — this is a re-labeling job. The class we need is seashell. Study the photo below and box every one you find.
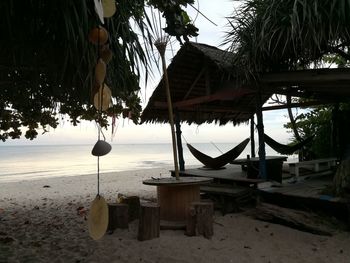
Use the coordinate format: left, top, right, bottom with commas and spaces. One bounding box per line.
91, 140, 112, 157
93, 0, 104, 24
102, 0, 116, 18
100, 45, 113, 64
93, 83, 112, 111
95, 58, 106, 86
89, 26, 109, 45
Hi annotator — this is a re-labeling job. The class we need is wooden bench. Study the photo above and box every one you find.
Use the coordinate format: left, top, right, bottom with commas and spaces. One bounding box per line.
288, 158, 337, 178
200, 184, 255, 214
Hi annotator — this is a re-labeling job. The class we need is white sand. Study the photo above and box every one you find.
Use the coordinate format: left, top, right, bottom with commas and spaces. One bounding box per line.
0, 167, 349, 262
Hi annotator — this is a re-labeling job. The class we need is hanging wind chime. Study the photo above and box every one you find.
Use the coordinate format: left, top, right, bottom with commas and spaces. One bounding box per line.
87, 0, 116, 241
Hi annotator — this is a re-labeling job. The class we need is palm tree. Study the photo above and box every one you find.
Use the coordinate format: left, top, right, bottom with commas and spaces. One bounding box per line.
225, 0, 350, 195
224, 0, 350, 76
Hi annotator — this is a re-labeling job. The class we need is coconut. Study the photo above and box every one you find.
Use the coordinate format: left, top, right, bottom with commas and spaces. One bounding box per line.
88, 26, 109, 45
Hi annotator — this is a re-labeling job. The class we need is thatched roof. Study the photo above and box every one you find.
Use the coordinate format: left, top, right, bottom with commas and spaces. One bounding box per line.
259, 68, 350, 101
141, 42, 272, 125
141, 42, 350, 126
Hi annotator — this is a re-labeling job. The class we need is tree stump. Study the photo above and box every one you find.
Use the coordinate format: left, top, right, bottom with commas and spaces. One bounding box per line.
107, 203, 129, 232
119, 195, 140, 222
137, 203, 160, 241
186, 201, 214, 239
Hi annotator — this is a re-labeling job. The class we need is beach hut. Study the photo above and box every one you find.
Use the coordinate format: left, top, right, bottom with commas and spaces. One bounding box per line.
141, 42, 350, 221
141, 42, 350, 180
141, 42, 274, 176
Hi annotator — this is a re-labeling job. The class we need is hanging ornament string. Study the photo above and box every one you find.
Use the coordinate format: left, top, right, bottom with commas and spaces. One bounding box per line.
90, 3, 113, 198
97, 26, 102, 197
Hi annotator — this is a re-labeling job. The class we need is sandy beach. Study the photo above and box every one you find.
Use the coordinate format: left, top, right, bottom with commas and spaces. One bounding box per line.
1, 167, 349, 263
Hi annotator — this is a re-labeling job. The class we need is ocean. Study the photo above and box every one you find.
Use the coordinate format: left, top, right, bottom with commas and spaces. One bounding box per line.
0, 142, 292, 182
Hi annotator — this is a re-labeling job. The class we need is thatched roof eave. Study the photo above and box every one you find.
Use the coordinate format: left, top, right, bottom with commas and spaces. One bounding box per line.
141, 42, 270, 125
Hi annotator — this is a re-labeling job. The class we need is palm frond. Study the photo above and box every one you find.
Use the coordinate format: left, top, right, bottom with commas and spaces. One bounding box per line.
224, 0, 350, 78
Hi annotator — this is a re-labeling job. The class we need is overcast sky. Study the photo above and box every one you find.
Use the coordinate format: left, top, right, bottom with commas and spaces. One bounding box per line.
4, 0, 295, 146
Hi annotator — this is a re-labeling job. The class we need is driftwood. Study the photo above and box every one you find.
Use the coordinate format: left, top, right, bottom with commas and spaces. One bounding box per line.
137, 203, 160, 241
250, 203, 334, 236
107, 203, 128, 232
186, 201, 214, 239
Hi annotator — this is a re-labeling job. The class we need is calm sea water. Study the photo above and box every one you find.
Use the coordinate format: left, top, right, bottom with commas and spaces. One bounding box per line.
0, 142, 293, 182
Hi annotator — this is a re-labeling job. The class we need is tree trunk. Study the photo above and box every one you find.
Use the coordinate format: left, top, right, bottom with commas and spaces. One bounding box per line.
107, 203, 129, 232
333, 159, 350, 197
186, 201, 214, 239
287, 95, 302, 142
286, 95, 303, 160
137, 203, 160, 241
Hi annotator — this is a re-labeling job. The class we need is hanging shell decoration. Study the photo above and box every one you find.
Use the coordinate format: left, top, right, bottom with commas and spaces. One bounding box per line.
88, 195, 108, 240
102, 0, 116, 18
93, 83, 112, 111
95, 58, 106, 86
89, 26, 109, 45
93, 0, 104, 24
100, 45, 113, 64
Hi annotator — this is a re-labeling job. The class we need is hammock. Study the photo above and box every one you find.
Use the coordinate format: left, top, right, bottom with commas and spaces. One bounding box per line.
264, 133, 314, 155
187, 138, 250, 169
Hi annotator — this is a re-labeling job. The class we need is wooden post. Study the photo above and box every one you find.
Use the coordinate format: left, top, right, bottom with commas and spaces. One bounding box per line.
107, 203, 128, 232
186, 201, 214, 239
250, 116, 256, 158
256, 90, 267, 180
137, 203, 160, 241
155, 40, 180, 180
175, 109, 185, 171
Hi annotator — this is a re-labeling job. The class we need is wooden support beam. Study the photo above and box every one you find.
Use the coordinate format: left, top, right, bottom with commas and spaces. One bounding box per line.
250, 116, 255, 158
175, 110, 185, 171
153, 103, 255, 114
155, 89, 254, 109
262, 101, 328, 111
256, 90, 266, 180
183, 66, 207, 100
261, 68, 350, 84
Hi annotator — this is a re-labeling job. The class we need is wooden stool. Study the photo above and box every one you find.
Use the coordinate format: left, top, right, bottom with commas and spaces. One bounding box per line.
107, 203, 129, 232
186, 201, 214, 239
138, 203, 160, 241
119, 196, 140, 222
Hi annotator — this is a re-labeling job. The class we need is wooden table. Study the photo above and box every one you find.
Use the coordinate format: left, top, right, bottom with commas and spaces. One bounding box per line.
170, 166, 264, 188
143, 177, 213, 227
232, 156, 287, 182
